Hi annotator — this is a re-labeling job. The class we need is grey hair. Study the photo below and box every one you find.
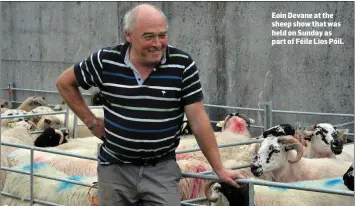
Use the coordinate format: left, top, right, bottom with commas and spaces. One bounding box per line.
123, 4, 168, 33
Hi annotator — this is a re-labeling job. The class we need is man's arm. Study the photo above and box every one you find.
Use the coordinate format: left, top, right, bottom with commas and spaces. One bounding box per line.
184, 100, 246, 188
56, 67, 102, 133
184, 101, 224, 173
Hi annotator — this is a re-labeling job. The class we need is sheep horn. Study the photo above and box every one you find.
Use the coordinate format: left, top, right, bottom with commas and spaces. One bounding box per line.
204, 181, 221, 203
222, 114, 234, 130
236, 113, 251, 127
278, 135, 303, 163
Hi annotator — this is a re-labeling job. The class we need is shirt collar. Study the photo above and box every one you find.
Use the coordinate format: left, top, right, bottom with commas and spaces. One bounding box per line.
121, 42, 168, 66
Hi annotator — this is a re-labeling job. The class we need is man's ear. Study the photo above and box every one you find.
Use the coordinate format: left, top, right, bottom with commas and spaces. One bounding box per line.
125, 30, 132, 43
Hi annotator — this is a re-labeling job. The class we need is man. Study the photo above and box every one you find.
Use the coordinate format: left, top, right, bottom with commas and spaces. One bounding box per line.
56, 3, 246, 206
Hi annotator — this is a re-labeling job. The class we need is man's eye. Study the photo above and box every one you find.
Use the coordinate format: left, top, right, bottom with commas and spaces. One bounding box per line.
145, 36, 153, 40
159, 34, 166, 38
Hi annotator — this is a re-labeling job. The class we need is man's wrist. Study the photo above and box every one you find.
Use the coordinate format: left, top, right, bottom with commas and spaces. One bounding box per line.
87, 118, 98, 130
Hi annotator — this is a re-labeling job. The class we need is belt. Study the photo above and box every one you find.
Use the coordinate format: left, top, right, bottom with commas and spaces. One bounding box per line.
118, 153, 176, 166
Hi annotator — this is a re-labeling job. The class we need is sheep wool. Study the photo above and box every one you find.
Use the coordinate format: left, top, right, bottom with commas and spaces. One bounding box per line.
177, 159, 212, 202
2, 161, 97, 206
207, 177, 353, 206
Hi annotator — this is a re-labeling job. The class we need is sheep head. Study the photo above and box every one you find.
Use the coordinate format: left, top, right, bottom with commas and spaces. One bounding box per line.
261, 124, 296, 138
221, 113, 252, 137
251, 135, 303, 177
34, 127, 68, 147
296, 123, 343, 155
0, 99, 10, 109
18, 96, 47, 111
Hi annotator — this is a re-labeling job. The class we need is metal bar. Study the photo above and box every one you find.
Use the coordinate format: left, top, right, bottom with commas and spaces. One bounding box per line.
176, 139, 264, 154
1, 192, 64, 206
30, 149, 34, 206
197, 164, 252, 175
181, 203, 201, 206
11, 100, 60, 107
181, 197, 207, 203
268, 101, 273, 129
1, 166, 93, 188
0, 111, 67, 119
272, 109, 354, 117
30, 127, 67, 134
263, 104, 268, 131
334, 121, 354, 127
181, 173, 354, 196
204, 103, 264, 112
249, 183, 254, 206
73, 114, 78, 138
0, 141, 98, 161
0, 87, 91, 96
209, 120, 264, 129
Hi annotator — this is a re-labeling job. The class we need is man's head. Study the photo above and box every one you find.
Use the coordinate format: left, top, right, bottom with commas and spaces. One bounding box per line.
124, 4, 168, 67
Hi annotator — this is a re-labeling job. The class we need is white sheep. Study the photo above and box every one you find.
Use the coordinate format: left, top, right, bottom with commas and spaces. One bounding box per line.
205, 177, 354, 206
27, 106, 56, 124
0, 109, 29, 127
177, 113, 252, 151
250, 135, 353, 182
296, 123, 353, 161
16, 96, 47, 112
54, 107, 104, 138
2, 161, 97, 206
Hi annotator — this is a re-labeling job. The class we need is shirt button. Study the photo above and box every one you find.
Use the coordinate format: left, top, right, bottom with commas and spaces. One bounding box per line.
138, 78, 141, 81
153, 68, 156, 71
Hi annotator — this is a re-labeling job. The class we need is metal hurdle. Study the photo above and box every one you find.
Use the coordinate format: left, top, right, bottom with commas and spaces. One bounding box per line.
1, 84, 354, 205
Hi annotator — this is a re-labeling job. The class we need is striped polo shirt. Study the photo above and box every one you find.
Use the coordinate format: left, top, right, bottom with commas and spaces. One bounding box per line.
73, 42, 203, 165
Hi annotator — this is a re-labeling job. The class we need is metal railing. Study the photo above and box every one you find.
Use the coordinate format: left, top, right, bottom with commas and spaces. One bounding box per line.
1, 84, 354, 205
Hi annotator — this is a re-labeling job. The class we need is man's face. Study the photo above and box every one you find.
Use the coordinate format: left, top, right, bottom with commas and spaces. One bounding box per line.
125, 14, 168, 66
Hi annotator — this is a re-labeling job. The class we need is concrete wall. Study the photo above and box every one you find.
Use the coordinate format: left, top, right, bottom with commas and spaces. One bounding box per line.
1, 2, 353, 134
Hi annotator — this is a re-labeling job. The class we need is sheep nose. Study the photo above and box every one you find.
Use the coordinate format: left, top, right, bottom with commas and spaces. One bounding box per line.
331, 138, 343, 155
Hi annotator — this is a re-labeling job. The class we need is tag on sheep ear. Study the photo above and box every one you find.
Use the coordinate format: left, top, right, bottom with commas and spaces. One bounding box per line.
249, 118, 255, 124
8, 122, 15, 128
216, 121, 225, 128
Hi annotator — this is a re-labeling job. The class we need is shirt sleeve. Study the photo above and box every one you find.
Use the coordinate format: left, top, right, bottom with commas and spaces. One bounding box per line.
73, 49, 104, 90
181, 58, 204, 106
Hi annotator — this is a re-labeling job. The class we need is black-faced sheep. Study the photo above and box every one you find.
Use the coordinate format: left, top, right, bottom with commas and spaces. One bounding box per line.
343, 163, 354, 191
250, 135, 353, 182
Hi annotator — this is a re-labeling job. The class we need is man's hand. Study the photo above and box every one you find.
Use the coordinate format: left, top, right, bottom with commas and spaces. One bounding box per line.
215, 168, 247, 188
90, 117, 105, 139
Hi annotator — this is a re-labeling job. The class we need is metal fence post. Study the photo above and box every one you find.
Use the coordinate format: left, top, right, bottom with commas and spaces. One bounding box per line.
8, 83, 12, 105
249, 182, 255, 206
30, 149, 34, 206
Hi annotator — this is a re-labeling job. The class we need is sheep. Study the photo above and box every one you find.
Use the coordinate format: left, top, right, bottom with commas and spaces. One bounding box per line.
0, 109, 29, 127
296, 123, 353, 161
26, 106, 55, 124
16, 96, 47, 112
0, 99, 11, 113
343, 162, 354, 191
53, 107, 104, 138
205, 177, 354, 206
250, 134, 353, 182
1, 119, 38, 155
33, 127, 69, 147
177, 113, 252, 151
36, 115, 65, 131
2, 161, 97, 206
1, 149, 9, 191
0, 99, 10, 108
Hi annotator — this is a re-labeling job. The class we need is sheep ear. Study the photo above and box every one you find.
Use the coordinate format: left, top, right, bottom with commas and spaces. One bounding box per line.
28, 100, 34, 105
63, 132, 69, 137
295, 130, 313, 140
